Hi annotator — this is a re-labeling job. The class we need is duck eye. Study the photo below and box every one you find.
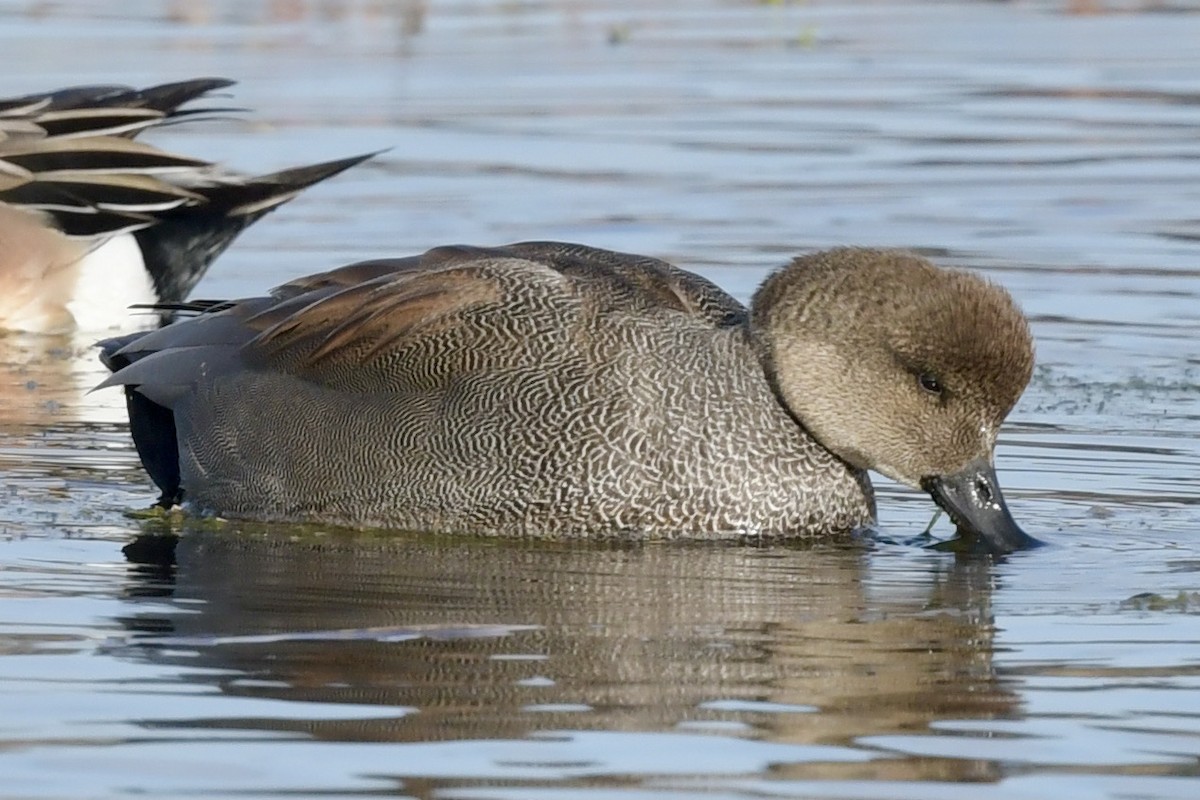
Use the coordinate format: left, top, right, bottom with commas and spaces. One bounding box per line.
918, 373, 943, 396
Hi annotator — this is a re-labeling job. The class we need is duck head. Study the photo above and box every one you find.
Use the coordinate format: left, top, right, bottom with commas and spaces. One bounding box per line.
751, 248, 1038, 555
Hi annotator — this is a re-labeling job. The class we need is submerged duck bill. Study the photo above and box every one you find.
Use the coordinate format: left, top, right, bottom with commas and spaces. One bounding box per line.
921, 457, 1041, 555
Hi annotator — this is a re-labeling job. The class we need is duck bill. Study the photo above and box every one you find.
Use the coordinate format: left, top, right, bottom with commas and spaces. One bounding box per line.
920, 457, 1041, 555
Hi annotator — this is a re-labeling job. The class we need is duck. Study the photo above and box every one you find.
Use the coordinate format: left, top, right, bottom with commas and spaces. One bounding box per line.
97, 242, 1039, 554
0, 78, 373, 333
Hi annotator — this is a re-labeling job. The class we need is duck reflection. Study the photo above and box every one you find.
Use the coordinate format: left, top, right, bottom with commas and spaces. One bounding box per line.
119, 526, 1012, 780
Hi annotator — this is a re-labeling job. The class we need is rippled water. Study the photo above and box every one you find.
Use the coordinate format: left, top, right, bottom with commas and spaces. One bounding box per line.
1, 1, 1199, 798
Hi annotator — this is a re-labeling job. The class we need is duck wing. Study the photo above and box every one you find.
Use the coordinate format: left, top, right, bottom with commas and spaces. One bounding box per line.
0, 77, 234, 142
100, 241, 747, 399
0, 136, 209, 237
0, 79, 232, 241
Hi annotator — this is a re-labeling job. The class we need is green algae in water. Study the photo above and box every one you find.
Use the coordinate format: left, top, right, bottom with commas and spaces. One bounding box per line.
1121, 591, 1200, 612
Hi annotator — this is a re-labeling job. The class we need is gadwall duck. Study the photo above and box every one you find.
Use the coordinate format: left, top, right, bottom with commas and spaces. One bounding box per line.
98, 242, 1038, 554
0, 78, 372, 333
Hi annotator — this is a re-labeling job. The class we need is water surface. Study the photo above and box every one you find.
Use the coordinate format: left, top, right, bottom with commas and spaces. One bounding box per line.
1, 1, 1198, 798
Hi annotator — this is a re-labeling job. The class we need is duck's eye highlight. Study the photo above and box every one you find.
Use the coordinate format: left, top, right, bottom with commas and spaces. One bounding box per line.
918, 373, 943, 396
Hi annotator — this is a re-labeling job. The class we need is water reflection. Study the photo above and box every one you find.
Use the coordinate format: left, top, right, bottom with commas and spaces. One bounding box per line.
0, 334, 138, 536
116, 527, 1013, 783
0, 334, 121, 427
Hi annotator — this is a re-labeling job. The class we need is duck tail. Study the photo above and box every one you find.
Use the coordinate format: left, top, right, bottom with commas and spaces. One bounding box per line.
111, 77, 237, 115
98, 331, 182, 507
134, 151, 378, 303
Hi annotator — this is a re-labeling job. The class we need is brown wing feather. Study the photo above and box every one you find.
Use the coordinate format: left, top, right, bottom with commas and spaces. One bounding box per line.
247, 262, 511, 381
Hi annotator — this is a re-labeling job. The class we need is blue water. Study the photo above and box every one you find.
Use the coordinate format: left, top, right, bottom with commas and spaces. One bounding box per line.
1, 1, 1198, 798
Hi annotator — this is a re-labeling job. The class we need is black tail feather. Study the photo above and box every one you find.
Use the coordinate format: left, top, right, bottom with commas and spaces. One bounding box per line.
198, 151, 381, 217
116, 78, 236, 113
99, 333, 183, 507
134, 152, 377, 303
36, 77, 235, 114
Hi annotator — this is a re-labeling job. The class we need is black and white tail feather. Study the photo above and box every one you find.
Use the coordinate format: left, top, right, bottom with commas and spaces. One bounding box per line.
0, 78, 376, 333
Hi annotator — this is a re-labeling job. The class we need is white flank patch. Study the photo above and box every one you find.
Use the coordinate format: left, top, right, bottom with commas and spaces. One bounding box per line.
65, 233, 158, 333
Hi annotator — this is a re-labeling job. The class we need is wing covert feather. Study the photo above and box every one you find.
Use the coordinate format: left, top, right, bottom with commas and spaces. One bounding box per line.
105, 241, 749, 400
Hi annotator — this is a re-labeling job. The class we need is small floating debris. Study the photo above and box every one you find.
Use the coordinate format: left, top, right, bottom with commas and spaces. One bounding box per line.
1120, 591, 1200, 612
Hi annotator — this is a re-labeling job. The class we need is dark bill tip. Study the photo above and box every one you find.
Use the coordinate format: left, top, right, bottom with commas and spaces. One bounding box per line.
920, 456, 1043, 556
